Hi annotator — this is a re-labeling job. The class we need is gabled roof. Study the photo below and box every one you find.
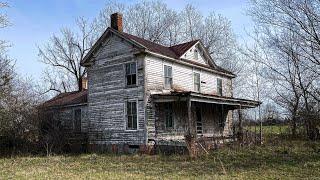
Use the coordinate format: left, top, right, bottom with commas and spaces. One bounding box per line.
121, 32, 179, 59
41, 90, 88, 108
81, 28, 235, 76
169, 40, 199, 57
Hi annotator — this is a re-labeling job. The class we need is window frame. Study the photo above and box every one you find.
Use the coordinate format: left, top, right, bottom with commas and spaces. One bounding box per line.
125, 62, 137, 87
217, 78, 223, 96
73, 108, 82, 132
164, 65, 173, 89
125, 100, 138, 130
193, 72, 200, 92
194, 49, 198, 60
164, 103, 174, 129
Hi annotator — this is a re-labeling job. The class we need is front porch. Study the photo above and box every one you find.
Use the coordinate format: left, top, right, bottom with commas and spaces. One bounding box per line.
150, 91, 260, 147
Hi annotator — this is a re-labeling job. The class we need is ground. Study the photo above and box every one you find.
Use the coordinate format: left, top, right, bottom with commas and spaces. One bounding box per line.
1, 127, 319, 179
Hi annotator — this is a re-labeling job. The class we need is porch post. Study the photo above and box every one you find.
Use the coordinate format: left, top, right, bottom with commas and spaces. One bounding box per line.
187, 96, 195, 137
238, 105, 243, 143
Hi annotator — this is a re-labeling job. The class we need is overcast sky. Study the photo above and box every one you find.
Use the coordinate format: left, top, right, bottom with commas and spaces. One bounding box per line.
0, 0, 253, 79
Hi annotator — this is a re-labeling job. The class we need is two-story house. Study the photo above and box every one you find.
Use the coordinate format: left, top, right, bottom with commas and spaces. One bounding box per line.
41, 13, 260, 153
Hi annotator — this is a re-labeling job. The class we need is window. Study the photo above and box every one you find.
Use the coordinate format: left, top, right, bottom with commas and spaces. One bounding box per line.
217, 78, 222, 96
194, 72, 200, 92
164, 65, 172, 89
74, 109, 81, 132
194, 49, 198, 60
126, 101, 137, 130
164, 103, 174, 129
125, 62, 136, 86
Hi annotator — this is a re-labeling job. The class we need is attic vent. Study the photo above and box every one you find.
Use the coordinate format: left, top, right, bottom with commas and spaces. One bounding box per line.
194, 49, 198, 60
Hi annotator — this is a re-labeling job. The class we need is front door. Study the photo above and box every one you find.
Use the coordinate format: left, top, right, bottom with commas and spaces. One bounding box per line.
196, 107, 202, 135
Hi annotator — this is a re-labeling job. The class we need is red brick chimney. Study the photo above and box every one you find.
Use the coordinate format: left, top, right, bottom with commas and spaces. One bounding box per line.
111, 13, 123, 32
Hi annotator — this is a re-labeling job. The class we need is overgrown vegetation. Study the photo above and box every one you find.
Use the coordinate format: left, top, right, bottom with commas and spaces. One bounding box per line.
0, 136, 319, 179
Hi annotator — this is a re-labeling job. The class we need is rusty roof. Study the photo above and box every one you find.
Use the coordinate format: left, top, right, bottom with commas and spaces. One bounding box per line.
41, 90, 88, 108
169, 40, 199, 57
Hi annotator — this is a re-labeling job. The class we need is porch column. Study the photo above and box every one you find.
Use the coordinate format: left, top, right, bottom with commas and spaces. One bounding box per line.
238, 105, 243, 143
187, 97, 196, 137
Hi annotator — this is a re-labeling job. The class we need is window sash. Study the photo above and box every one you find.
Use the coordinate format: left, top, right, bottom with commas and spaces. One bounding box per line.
164, 65, 173, 88
126, 101, 137, 130
126, 63, 137, 86
194, 73, 200, 91
217, 79, 222, 96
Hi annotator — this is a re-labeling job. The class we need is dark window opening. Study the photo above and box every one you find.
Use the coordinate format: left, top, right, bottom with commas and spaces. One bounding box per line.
217, 78, 222, 96
126, 62, 137, 86
164, 103, 174, 129
126, 101, 137, 130
74, 109, 81, 132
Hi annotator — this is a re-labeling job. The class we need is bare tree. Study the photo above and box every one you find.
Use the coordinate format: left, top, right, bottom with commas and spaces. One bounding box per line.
38, 17, 96, 93
247, 0, 320, 139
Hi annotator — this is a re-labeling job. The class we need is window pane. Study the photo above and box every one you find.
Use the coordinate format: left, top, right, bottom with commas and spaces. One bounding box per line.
164, 65, 168, 76
74, 109, 81, 132
132, 116, 137, 129
127, 76, 132, 86
131, 75, 136, 85
131, 63, 136, 74
217, 79, 222, 95
126, 64, 130, 75
167, 66, 172, 77
128, 116, 132, 129
132, 102, 137, 114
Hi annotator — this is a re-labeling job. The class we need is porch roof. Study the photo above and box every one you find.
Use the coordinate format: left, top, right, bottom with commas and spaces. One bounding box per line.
152, 91, 261, 109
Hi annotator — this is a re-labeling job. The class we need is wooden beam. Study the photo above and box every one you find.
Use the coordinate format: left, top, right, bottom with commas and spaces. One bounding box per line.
187, 96, 195, 137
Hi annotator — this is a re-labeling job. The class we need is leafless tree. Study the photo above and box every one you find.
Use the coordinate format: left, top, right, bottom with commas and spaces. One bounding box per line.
247, 0, 320, 139
38, 17, 96, 93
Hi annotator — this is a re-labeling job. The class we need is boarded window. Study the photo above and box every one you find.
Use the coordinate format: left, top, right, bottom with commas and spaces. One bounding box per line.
74, 109, 81, 132
217, 78, 222, 96
194, 72, 200, 92
164, 103, 174, 128
164, 65, 172, 89
126, 62, 137, 86
126, 101, 137, 130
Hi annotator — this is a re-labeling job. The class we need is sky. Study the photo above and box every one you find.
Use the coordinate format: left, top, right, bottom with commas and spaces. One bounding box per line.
0, 0, 253, 80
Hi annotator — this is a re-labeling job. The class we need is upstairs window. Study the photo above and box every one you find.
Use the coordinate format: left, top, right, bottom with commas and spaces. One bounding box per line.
74, 109, 81, 132
217, 78, 223, 96
194, 72, 200, 92
165, 103, 174, 129
194, 49, 198, 60
126, 101, 137, 130
164, 65, 173, 89
125, 62, 136, 86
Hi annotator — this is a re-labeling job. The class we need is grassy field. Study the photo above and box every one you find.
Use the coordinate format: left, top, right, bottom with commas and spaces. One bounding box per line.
1, 137, 320, 180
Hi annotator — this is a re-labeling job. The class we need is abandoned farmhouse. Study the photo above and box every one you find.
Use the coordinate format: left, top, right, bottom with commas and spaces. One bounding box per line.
41, 13, 260, 152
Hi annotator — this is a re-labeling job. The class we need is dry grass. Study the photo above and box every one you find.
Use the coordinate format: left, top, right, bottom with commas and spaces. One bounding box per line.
0, 138, 319, 179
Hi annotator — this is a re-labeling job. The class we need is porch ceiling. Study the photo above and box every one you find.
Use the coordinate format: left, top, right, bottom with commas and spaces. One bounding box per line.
152, 91, 261, 109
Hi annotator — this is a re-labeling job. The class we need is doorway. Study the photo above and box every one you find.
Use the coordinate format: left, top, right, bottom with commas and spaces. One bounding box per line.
196, 107, 202, 135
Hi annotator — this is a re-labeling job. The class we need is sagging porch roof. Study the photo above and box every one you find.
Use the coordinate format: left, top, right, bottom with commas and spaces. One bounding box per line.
152, 91, 261, 109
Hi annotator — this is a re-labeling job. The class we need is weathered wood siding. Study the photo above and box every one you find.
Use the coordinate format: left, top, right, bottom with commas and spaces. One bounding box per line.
145, 55, 232, 97
46, 105, 88, 133
87, 34, 146, 145
182, 44, 207, 65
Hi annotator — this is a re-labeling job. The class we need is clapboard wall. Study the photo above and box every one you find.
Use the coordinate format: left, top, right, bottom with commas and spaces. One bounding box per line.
87, 34, 146, 145
145, 55, 233, 96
